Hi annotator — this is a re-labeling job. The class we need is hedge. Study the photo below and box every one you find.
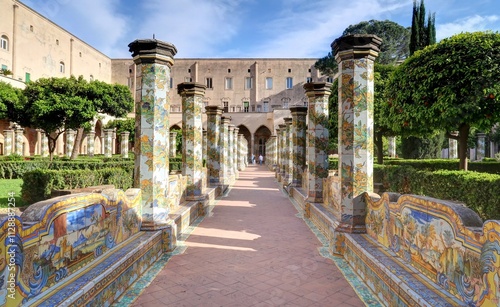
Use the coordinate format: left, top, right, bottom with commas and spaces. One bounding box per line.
374, 165, 500, 220
382, 158, 500, 174
22, 167, 133, 205
0, 160, 133, 179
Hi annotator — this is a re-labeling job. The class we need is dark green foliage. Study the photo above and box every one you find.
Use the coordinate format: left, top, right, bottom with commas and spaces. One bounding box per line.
22, 167, 133, 205
170, 156, 182, 172
410, 0, 436, 55
327, 81, 338, 152
401, 133, 444, 159
314, 52, 338, 76
171, 129, 182, 154
104, 118, 135, 145
0, 81, 23, 119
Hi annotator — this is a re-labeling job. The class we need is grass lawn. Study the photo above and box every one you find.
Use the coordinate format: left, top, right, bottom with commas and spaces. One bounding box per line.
0, 179, 26, 208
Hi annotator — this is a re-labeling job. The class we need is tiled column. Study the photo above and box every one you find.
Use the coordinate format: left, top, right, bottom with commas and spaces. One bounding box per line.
449, 132, 458, 159
477, 133, 486, 160
388, 136, 396, 158
333, 34, 381, 232
219, 117, 230, 186
3, 129, 13, 156
129, 38, 176, 230
270, 135, 278, 171
202, 130, 208, 165
290, 106, 308, 186
304, 82, 331, 202
36, 129, 42, 155
121, 131, 130, 158
275, 128, 282, 177
228, 124, 235, 181
206, 106, 223, 185
243, 138, 248, 167
233, 127, 239, 178
87, 130, 95, 157
14, 126, 24, 156
238, 134, 245, 171
169, 132, 177, 157
112, 129, 117, 154
284, 117, 293, 184
65, 129, 76, 158
179, 82, 206, 200
279, 124, 287, 180
41, 132, 49, 157
103, 129, 113, 158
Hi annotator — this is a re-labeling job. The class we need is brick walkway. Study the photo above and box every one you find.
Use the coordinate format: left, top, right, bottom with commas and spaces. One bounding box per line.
132, 165, 366, 307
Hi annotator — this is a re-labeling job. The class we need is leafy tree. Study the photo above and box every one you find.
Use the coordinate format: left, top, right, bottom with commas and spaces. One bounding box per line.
327, 81, 338, 152
315, 20, 410, 75
384, 32, 500, 170
0, 81, 23, 119
104, 117, 135, 147
8, 76, 133, 160
410, 0, 435, 55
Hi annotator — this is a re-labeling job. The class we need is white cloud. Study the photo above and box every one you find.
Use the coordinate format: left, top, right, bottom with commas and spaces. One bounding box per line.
436, 15, 500, 41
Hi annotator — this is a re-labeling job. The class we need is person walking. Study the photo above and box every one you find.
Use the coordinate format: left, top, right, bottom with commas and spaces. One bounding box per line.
259, 154, 263, 165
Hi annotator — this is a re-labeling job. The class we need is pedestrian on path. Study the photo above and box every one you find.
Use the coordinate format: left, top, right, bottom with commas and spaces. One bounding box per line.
259, 154, 263, 165
251, 154, 255, 164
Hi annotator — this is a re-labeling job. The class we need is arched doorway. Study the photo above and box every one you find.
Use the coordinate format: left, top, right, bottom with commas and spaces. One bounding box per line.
237, 125, 251, 162
254, 125, 272, 160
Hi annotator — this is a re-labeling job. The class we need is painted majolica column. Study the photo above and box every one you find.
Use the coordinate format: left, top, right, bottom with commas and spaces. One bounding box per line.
233, 127, 239, 178
14, 126, 24, 156
290, 106, 308, 186
278, 124, 287, 178
169, 132, 177, 157
206, 106, 223, 185
304, 82, 331, 202
333, 34, 381, 232
129, 38, 176, 230
449, 132, 458, 159
219, 117, 231, 186
284, 117, 293, 184
65, 129, 76, 158
228, 125, 235, 180
103, 129, 113, 158
238, 134, 245, 171
270, 135, 278, 170
112, 129, 117, 154
3, 130, 13, 156
87, 130, 95, 157
275, 128, 282, 176
178, 82, 206, 200
41, 132, 49, 157
202, 130, 208, 164
121, 131, 130, 158
475, 133, 486, 160
388, 136, 396, 158
243, 138, 248, 167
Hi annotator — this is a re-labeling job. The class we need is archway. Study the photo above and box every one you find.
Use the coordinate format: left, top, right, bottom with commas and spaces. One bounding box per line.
237, 125, 251, 162
254, 125, 272, 160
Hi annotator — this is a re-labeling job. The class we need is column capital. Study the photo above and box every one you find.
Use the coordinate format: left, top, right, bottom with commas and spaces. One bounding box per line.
278, 124, 286, 130
303, 82, 332, 97
221, 117, 231, 125
289, 106, 308, 115
228, 124, 235, 131
332, 34, 382, 62
128, 39, 177, 66
177, 82, 206, 96
284, 117, 292, 126
205, 105, 223, 115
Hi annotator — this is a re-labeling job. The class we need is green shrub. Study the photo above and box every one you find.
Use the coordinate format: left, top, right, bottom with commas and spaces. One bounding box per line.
22, 167, 133, 205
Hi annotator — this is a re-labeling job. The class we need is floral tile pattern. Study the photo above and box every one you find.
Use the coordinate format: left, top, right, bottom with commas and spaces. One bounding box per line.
206, 106, 223, 184
290, 107, 307, 186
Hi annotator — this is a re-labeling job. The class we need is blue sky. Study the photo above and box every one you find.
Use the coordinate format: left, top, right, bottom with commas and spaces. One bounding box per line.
23, 0, 500, 59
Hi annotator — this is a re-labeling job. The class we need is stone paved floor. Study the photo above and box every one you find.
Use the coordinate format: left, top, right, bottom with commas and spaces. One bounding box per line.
131, 165, 370, 306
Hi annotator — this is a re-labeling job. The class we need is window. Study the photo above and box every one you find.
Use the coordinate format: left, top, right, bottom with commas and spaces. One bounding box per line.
30, 25, 34, 32
228, 68, 231, 73
56, 39, 59, 45
306, 77, 312, 83
265, 77, 273, 89
25, 73, 30, 83
327, 77, 333, 83
286, 77, 293, 89
225, 77, 233, 90
223, 101, 228, 113
206, 77, 213, 89
245, 77, 252, 90
288, 68, 291, 73
308, 68, 311, 73
0, 35, 8, 50
247, 69, 251, 73
188, 69, 191, 73
283, 100, 289, 108
184, 77, 191, 82
79, 52, 82, 57
257, 105, 261, 112
2, 64, 7, 71
170, 78, 173, 88
263, 101, 269, 112
90, 75, 94, 81
243, 101, 249, 113
59, 61, 65, 73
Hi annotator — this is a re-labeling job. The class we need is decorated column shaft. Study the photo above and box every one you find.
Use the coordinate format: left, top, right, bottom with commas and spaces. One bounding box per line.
65, 129, 76, 158
129, 38, 176, 230
3, 130, 13, 156
333, 34, 381, 232
449, 132, 458, 159
304, 82, 331, 202
14, 126, 24, 156
278, 124, 287, 177
41, 132, 49, 157
87, 130, 95, 157
206, 106, 223, 185
388, 136, 396, 158
219, 117, 230, 186
238, 134, 245, 171
275, 128, 282, 176
121, 131, 130, 158
233, 127, 239, 178
284, 117, 293, 184
477, 133, 486, 160
290, 106, 308, 186
103, 129, 113, 158
244, 138, 248, 167
202, 130, 208, 164
270, 135, 278, 170
169, 132, 177, 157
228, 124, 235, 179
179, 82, 206, 200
